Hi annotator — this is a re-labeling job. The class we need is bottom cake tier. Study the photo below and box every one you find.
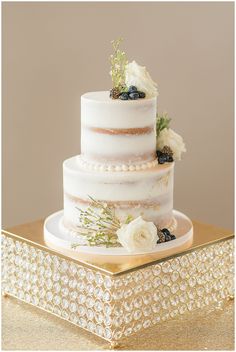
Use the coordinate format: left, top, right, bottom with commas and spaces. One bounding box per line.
63, 156, 175, 233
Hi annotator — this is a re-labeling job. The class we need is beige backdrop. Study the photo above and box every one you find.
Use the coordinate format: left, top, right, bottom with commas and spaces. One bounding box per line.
2, 2, 234, 229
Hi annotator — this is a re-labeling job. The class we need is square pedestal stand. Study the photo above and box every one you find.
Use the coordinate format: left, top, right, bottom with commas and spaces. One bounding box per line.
1, 219, 234, 348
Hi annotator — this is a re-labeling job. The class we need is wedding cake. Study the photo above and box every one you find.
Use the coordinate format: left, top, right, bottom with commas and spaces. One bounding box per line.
44, 39, 189, 254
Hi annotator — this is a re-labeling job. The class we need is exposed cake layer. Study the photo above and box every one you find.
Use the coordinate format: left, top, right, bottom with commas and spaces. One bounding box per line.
81, 91, 157, 165
63, 156, 174, 231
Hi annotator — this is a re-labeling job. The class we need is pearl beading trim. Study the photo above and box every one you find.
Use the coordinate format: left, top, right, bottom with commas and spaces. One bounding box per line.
77, 157, 158, 172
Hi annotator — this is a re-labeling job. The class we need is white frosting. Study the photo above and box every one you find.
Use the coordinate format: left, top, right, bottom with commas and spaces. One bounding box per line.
81, 128, 156, 160
81, 91, 157, 165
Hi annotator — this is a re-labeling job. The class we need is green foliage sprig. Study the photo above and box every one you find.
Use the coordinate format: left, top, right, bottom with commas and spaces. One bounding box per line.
156, 112, 171, 137
109, 38, 128, 91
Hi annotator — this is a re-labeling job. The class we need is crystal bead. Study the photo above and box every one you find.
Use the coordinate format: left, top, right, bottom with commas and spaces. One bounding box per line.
61, 275, 69, 285
70, 291, 78, 301
143, 320, 151, 328
78, 294, 86, 304
46, 291, 53, 301
53, 256, 60, 268
77, 280, 85, 292
171, 271, 179, 282
53, 272, 60, 282
143, 306, 151, 317
61, 287, 69, 297
94, 300, 103, 312
86, 284, 94, 295
113, 305, 123, 316
197, 286, 205, 297
69, 279, 77, 289
54, 295, 61, 306
96, 325, 105, 337
45, 254, 52, 265
69, 314, 78, 324
104, 277, 112, 289
86, 297, 95, 308
179, 304, 187, 314
87, 271, 95, 282
46, 279, 53, 290
60, 260, 69, 273
54, 283, 61, 293
153, 290, 161, 302
133, 322, 142, 332
104, 315, 112, 326
113, 330, 122, 340
104, 328, 112, 340
162, 286, 170, 298
86, 309, 94, 321
78, 305, 86, 316
143, 293, 152, 305
152, 303, 160, 313
133, 296, 143, 308
152, 277, 161, 288
133, 309, 142, 320
95, 313, 103, 324
62, 310, 69, 319
78, 267, 86, 278
103, 291, 111, 302
133, 285, 142, 295
62, 299, 69, 309
124, 288, 133, 298
69, 302, 77, 313
124, 327, 133, 336
179, 281, 187, 291
152, 265, 161, 276
69, 263, 77, 275
162, 261, 171, 273
88, 321, 96, 332
45, 268, 52, 278
104, 304, 111, 315
95, 273, 103, 286
162, 275, 170, 285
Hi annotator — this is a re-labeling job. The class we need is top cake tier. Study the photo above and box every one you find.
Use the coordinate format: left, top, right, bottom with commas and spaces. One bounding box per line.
81, 91, 157, 166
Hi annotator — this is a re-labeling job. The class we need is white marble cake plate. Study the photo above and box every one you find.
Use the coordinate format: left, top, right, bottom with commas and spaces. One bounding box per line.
44, 210, 193, 257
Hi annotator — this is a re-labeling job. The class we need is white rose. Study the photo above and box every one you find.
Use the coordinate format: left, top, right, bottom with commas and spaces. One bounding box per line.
125, 60, 158, 98
116, 216, 158, 253
157, 128, 186, 160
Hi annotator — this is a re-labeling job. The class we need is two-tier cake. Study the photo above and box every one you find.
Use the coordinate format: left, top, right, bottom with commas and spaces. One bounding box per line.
44, 39, 192, 255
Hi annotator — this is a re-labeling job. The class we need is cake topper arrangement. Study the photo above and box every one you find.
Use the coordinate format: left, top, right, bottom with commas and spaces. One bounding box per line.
109, 38, 158, 100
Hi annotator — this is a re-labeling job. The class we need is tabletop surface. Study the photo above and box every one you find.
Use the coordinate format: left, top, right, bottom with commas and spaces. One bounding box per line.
2, 295, 234, 350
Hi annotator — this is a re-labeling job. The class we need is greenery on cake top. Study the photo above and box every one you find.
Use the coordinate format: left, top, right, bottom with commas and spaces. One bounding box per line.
109, 38, 128, 93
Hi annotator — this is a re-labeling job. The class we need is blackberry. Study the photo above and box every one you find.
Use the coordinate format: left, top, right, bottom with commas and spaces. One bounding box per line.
128, 86, 138, 93
138, 91, 146, 98
129, 92, 139, 100
119, 92, 129, 100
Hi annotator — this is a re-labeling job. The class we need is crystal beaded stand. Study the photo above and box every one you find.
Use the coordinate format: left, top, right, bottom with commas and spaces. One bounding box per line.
1, 219, 234, 343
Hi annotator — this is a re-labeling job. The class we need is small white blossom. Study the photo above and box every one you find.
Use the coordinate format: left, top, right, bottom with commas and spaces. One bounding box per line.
125, 60, 158, 98
116, 216, 158, 253
157, 128, 186, 160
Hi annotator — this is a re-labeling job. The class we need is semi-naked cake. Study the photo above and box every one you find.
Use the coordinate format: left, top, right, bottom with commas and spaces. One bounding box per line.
44, 39, 191, 254
63, 92, 174, 234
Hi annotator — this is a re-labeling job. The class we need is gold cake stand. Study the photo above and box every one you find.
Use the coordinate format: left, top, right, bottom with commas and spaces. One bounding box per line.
1, 217, 234, 349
